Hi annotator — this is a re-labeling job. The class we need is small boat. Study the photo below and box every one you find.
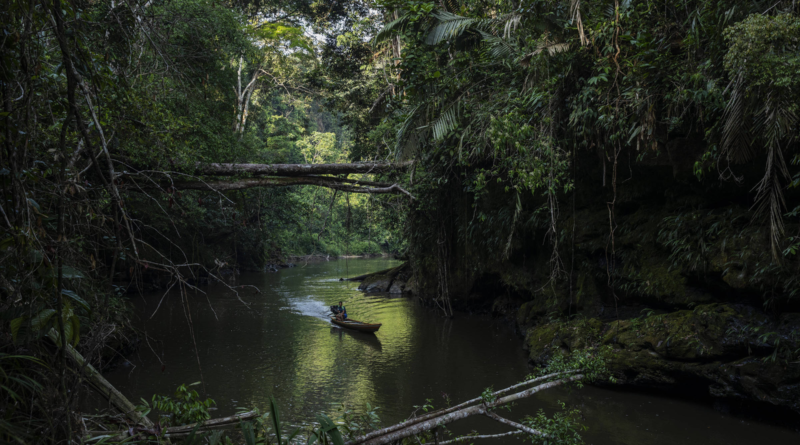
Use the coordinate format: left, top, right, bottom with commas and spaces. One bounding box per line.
330, 317, 382, 333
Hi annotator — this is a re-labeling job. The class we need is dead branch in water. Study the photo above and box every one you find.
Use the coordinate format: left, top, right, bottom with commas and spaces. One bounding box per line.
349, 372, 584, 445
439, 430, 525, 445
344, 370, 578, 445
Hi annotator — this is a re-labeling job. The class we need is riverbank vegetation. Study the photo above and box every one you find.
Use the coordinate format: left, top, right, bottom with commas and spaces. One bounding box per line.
371, 0, 800, 420
2, 0, 800, 442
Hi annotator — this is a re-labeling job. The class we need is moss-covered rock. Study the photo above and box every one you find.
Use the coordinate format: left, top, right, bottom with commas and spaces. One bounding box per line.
523, 304, 800, 413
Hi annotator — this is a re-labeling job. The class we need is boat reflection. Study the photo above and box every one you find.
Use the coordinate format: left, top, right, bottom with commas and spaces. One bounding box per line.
330, 326, 383, 352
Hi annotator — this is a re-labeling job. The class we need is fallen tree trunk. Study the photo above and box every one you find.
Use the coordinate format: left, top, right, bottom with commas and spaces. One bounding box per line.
160, 176, 415, 198
47, 329, 154, 428
197, 161, 413, 176
358, 375, 583, 445
344, 370, 578, 445
85, 410, 260, 440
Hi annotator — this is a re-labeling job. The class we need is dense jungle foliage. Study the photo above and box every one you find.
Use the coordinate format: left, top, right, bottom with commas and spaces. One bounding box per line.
356, 0, 800, 313
365, 0, 800, 417
2, 0, 800, 442
0, 0, 403, 442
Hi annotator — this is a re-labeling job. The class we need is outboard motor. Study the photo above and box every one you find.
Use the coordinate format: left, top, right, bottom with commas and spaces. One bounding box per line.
330, 305, 342, 315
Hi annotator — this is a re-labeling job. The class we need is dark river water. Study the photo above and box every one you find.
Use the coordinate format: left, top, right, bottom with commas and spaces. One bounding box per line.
101, 258, 798, 444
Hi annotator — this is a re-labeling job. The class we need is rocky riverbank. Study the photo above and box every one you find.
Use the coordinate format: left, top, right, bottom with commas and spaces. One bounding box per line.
352, 262, 800, 419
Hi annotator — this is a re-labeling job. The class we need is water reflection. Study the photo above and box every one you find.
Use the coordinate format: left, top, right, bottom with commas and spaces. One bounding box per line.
98, 258, 798, 444
331, 327, 383, 353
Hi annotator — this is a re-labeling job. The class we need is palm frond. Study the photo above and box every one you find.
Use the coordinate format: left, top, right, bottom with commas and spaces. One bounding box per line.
395, 104, 423, 160
374, 14, 410, 45
721, 75, 754, 163
752, 142, 787, 261
521, 41, 570, 65
499, 13, 522, 39
426, 11, 480, 45
751, 94, 797, 262
479, 31, 519, 60
540, 42, 570, 55
432, 104, 459, 141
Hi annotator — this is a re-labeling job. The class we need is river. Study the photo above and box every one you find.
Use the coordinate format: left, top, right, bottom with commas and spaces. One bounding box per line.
100, 258, 798, 444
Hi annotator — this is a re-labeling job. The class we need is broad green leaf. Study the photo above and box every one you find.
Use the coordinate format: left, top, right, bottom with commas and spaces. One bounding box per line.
70, 315, 80, 346
62, 289, 90, 311
30, 309, 56, 331
10, 317, 25, 343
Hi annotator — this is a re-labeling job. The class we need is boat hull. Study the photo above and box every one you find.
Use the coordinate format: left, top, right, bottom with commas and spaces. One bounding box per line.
330, 317, 382, 333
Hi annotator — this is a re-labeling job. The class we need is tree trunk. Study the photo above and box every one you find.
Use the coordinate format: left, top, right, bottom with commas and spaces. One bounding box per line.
152, 176, 414, 198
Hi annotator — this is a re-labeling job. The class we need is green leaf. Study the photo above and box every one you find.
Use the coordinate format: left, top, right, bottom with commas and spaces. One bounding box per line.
63, 318, 73, 346
70, 315, 80, 346
270, 396, 283, 445
62, 289, 90, 311
26, 198, 42, 214
240, 420, 257, 445
30, 309, 56, 331
316, 414, 344, 445
61, 266, 84, 279
10, 317, 25, 343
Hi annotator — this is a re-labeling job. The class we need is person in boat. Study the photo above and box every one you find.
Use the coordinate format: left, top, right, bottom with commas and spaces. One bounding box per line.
335, 301, 347, 321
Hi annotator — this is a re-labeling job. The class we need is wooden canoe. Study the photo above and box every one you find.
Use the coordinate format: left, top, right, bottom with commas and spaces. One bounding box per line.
330, 317, 382, 333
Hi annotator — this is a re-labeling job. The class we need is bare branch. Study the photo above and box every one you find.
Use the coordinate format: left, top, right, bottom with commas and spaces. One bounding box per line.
438, 431, 524, 445
483, 411, 542, 436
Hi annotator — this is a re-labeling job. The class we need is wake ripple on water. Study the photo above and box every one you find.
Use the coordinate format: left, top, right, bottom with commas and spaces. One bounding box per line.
284, 297, 333, 321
